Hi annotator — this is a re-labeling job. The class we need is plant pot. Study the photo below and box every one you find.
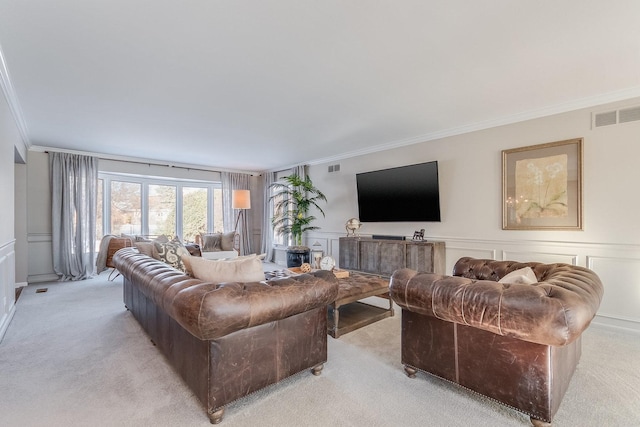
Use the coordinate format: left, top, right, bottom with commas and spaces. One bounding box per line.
286, 246, 310, 268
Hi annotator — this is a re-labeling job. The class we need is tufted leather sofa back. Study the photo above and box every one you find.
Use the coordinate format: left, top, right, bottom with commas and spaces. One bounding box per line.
390, 257, 603, 346
113, 248, 339, 340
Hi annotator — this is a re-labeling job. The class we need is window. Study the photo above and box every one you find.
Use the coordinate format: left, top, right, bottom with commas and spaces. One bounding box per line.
98, 173, 221, 243
270, 180, 292, 247
149, 184, 176, 237
182, 186, 207, 243
110, 181, 141, 235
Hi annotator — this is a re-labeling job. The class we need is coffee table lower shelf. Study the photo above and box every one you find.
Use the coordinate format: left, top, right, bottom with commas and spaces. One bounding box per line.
328, 302, 393, 338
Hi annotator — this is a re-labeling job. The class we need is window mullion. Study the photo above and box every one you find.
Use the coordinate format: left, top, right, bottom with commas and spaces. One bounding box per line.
208, 186, 214, 233
176, 184, 184, 240
103, 176, 111, 235
141, 183, 149, 236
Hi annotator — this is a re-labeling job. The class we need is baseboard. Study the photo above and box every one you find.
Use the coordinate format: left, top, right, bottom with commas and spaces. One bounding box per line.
0, 303, 16, 343
15, 282, 28, 289
27, 273, 59, 283
592, 314, 640, 333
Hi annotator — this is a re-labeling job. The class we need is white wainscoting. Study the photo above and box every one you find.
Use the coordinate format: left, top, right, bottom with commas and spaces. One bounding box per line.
0, 239, 16, 342
304, 232, 640, 332
586, 255, 640, 331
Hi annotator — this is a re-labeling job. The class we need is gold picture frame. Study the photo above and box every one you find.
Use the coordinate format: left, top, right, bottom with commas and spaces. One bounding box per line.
502, 138, 583, 230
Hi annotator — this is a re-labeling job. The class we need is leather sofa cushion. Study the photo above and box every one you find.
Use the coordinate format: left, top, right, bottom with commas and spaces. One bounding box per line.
390, 257, 603, 346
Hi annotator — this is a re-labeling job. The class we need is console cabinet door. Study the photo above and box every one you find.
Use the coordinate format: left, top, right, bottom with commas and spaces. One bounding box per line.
339, 238, 360, 270
406, 243, 434, 273
379, 242, 406, 276
358, 240, 380, 274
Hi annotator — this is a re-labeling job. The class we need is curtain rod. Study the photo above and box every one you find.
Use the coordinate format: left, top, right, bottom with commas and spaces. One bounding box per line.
36, 146, 260, 176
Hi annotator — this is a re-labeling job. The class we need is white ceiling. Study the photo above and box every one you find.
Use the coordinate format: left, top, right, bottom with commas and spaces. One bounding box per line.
1, 1, 640, 173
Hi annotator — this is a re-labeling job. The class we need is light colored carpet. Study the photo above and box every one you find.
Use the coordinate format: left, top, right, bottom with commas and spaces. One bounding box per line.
1, 271, 639, 427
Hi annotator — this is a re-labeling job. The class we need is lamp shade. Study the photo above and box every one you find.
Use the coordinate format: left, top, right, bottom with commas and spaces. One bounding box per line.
232, 189, 251, 209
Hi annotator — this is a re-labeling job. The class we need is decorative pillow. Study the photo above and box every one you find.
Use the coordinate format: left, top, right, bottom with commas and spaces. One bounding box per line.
200, 233, 223, 251
498, 267, 538, 285
220, 231, 236, 251
154, 234, 170, 243
134, 241, 156, 258
189, 255, 265, 283
153, 241, 186, 272
200, 232, 235, 251
176, 245, 193, 276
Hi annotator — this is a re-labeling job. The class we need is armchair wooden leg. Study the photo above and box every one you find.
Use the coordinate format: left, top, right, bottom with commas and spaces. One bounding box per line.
530, 417, 551, 427
404, 365, 417, 378
208, 407, 224, 424
311, 363, 324, 376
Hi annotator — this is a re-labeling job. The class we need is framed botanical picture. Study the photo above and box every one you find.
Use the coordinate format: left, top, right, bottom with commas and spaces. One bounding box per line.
502, 138, 583, 230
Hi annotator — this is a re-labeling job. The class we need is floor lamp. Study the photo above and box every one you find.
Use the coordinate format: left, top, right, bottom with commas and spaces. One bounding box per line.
232, 189, 251, 253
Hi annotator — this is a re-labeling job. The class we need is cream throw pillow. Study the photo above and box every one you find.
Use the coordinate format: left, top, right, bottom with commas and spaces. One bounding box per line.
189, 255, 265, 283
498, 267, 538, 285
134, 241, 156, 258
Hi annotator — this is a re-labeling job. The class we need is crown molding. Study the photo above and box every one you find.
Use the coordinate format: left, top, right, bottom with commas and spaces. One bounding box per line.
0, 42, 30, 148
306, 86, 640, 166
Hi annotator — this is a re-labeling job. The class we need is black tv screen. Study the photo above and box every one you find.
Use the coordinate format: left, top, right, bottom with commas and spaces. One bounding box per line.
356, 161, 441, 222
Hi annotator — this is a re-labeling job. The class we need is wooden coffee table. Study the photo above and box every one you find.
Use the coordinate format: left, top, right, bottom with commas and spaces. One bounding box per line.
328, 271, 394, 338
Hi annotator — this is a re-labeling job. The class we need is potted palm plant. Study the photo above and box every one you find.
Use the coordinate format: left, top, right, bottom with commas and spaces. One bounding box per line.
270, 174, 327, 267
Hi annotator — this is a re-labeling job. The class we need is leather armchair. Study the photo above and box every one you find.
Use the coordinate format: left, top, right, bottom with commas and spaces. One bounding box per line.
390, 257, 603, 426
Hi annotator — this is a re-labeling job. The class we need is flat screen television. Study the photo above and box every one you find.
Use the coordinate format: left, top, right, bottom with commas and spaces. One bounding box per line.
356, 161, 441, 222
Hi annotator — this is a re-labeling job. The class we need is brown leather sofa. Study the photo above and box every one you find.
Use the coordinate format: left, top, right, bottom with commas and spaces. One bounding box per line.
113, 248, 339, 424
389, 257, 603, 426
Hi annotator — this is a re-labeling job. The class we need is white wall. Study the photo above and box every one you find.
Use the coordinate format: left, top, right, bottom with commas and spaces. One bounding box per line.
0, 90, 21, 341
305, 97, 640, 332
25, 152, 56, 283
